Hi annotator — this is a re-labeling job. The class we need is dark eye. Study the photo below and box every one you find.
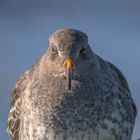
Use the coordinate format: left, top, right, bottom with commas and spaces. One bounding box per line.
50, 46, 57, 53
48, 46, 58, 60
80, 47, 86, 53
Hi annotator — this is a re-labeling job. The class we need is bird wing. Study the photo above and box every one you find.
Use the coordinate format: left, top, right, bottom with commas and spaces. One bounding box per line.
107, 61, 137, 118
7, 72, 29, 140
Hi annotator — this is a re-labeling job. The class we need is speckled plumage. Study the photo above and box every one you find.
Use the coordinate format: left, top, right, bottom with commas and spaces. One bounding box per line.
7, 29, 137, 140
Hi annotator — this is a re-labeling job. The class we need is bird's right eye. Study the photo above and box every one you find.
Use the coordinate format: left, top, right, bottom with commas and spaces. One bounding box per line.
49, 46, 58, 60
50, 46, 57, 53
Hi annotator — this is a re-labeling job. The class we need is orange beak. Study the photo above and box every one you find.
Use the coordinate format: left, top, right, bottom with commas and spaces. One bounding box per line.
64, 57, 73, 90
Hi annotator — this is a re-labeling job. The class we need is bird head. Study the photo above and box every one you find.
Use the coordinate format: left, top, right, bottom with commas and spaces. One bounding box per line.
47, 28, 96, 90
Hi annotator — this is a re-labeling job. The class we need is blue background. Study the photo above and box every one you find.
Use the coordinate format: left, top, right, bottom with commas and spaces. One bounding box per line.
0, 0, 140, 139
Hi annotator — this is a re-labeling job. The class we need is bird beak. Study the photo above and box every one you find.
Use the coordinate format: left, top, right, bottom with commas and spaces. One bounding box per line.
64, 57, 73, 90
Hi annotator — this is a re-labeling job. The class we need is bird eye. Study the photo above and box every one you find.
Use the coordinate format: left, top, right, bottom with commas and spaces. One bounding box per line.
49, 45, 58, 60
80, 47, 86, 53
51, 46, 57, 53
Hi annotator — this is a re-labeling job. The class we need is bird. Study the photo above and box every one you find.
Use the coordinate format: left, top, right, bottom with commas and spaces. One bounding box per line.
7, 28, 137, 140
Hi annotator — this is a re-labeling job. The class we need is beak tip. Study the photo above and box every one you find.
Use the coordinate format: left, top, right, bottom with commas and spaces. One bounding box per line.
68, 84, 72, 90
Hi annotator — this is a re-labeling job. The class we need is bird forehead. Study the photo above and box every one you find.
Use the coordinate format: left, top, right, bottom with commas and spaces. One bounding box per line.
49, 29, 88, 48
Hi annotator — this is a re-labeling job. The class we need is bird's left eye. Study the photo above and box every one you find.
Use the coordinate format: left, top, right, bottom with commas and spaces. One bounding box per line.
80, 47, 86, 53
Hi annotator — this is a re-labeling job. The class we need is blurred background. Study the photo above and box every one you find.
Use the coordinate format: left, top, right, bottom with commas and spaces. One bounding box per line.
0, 0, 140, 139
